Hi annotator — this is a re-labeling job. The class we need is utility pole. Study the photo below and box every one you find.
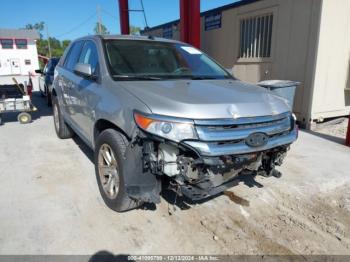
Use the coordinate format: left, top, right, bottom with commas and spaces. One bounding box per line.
46, 23, 52, 58
97, 5, 102, 34
118, 0, 130, 35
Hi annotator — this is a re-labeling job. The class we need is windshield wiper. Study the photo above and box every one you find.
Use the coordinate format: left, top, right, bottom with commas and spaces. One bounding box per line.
112, 75, 163, 80
190, 76, 220, 80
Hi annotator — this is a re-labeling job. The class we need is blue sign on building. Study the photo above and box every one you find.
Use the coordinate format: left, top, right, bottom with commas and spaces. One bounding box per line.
205, 12, 222, 31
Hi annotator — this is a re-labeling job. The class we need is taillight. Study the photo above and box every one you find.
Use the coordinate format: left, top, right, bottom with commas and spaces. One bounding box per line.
27, 77, 33, 97
27, 83, 33, 97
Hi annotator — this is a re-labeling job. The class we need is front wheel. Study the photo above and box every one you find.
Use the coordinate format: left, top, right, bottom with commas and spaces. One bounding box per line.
94, 129, 141, 212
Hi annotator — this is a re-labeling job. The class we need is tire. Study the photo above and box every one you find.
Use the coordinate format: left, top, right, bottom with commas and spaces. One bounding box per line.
39, 82, 45, 97
40, 86, 45, 97
46, 87, 52, 107
17, 112, 31, 124
94, 129, 140, 212
52, 96, 74, 139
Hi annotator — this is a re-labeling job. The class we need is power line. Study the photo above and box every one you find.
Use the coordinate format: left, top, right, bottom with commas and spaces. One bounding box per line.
140, 0, 149, 28
101, 8, 118, 21
54, 12, 96, 38
101, 0, 149, 29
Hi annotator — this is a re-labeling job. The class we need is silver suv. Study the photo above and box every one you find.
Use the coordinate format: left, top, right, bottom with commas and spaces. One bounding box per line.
52, 35, 297, 212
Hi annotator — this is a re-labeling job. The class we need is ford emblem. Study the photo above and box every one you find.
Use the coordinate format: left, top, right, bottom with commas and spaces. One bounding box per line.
245, 132, 269, 147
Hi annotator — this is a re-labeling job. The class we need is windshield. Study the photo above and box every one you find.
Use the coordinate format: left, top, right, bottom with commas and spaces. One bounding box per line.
104, 40, 232, 80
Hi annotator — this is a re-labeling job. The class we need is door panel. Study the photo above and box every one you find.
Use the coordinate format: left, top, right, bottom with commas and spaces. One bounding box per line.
72, 40, 101, 141
59, 41, 84, 125
70, 78, 99, 140
10, 59, 21, 75
39, 64, 48, 93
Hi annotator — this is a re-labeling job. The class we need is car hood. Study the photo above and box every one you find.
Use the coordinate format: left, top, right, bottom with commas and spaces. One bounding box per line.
119, 79, 291, 119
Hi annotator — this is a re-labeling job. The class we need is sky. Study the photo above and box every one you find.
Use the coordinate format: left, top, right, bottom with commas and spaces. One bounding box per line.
0, 0, 238, 40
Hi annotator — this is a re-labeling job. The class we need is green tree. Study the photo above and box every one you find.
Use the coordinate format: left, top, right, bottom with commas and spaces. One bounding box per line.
130, 25, 141, 35
24, 22, 71, 68
94, 22, 110, 35
25, 22, 45, 38
62, 40, 71, 50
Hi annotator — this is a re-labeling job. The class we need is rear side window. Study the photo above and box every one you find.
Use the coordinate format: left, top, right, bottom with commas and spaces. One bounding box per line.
64, 41, 84, 71
48, 58, 59, 73
43, 63, 49, 74
78, 41, 99, 74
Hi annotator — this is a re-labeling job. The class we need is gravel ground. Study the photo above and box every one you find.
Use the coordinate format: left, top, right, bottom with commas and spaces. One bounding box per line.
0, 94, 349, 256
314, 117, 349, 140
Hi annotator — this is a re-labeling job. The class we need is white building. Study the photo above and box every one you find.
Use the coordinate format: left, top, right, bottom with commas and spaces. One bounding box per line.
0, 28, 40, 89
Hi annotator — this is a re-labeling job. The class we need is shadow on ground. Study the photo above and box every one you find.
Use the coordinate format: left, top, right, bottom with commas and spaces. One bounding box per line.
72, 131, 265, 212
160, 172, 262, 212
305, 130, 346, 146
89, 251, 132, 262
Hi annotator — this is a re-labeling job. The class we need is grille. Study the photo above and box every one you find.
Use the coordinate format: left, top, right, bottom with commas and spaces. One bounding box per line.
195, 112, 292, 143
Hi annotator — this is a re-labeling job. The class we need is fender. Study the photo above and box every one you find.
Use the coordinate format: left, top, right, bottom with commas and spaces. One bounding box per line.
122, 135, 161, 204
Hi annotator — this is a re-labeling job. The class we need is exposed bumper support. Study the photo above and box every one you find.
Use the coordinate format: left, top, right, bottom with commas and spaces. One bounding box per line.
183, 128, 298, 157
122, 137, 161, 204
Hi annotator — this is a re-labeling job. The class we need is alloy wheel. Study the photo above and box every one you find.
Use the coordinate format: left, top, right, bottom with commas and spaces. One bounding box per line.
98, 144, 120, 199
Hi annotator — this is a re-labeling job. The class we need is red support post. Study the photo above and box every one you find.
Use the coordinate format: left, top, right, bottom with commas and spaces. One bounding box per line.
180, 0, 201, 49
346, 115, 350, 146
119, 0, 130, 35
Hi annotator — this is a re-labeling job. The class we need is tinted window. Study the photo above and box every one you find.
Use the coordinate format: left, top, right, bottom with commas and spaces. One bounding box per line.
1, 39, 13, 49
15, 39, 27, 49
78, 41, 99, 74
64, 41, 84, 71
48, 58, 59, 73
43, 63, 49, 74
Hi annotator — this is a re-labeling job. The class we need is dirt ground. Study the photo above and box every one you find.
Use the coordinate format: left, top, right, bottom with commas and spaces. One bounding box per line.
0, 94, 349, 256
313, 117, 349, 140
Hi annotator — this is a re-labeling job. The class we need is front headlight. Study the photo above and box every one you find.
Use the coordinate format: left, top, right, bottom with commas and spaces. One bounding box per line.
134, 112, 198, 142
291, 113, 297, 130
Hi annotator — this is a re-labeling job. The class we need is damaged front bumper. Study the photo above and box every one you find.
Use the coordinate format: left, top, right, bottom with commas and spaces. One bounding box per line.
183, 128, 298, 156
123, 113, 298, 204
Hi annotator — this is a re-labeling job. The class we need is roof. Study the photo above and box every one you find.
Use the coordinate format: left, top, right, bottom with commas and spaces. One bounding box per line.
100, 34, 180, 43
75, 34, 181, 44
141, 0, 262, 32
0, 28, 40, 39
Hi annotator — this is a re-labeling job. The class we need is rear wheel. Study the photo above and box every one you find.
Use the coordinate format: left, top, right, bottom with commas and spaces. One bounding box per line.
40, 86, 45, 97
95, 129, 141, 212
52, 96, 74, 139
40, 82, 45, 97
46, 86, 52, 107
17, 112, 31, 124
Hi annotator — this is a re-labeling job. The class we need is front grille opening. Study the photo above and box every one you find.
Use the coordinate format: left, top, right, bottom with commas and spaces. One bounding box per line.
217, 139, 245, 146
206, 117, 289, 132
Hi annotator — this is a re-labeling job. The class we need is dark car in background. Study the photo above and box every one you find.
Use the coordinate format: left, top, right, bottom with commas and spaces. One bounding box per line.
36, 57, 60, 106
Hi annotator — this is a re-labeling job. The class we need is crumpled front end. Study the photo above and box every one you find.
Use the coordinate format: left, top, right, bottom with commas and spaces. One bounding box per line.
126, 112, 297, 203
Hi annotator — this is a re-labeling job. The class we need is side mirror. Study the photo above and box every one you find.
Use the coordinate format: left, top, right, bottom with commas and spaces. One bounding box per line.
35, 69, 43, 74
74, 63, 96, 80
